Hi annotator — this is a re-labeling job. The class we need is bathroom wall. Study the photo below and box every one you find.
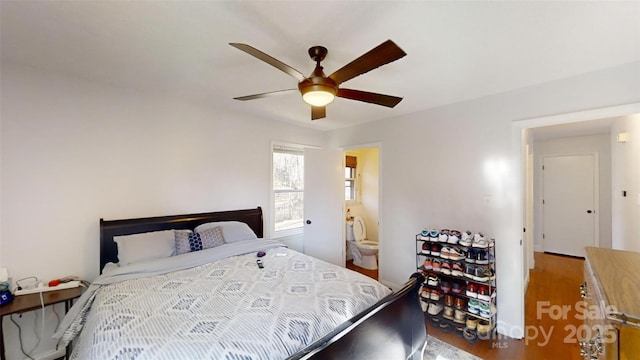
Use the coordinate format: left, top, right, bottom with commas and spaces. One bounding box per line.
345, 148, 379, 242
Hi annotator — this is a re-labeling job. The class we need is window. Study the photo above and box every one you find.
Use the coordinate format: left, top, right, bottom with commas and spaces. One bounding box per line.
345, 155, 357, 201
273, 144, 304, 236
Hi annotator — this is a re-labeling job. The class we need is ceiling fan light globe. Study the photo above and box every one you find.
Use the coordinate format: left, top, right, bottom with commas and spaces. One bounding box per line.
303, 91, 335, 107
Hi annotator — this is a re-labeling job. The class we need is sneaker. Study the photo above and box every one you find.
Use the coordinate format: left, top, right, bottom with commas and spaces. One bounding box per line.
474, 266, 490, 282
440, 246, 452, 259
451, 262, 465, 277
451, 282, 465, 295
438, 229, 450, 243
466, 283, 478, 298
454, 309, 466, 323
421, 299, 428, 312
454, 297, 467, 310
443, 306, 454, 319
486, 268, 496, 281
448, 247, 465, 261
459, 231, 473, 246
432, 258, 443, 272
463, 327, 479, 344
475, 249, 488, 264
477, 320, 493, 337
430, 243, 442, 257
439, 321, 452, 332
441, 260, 452, 275
479, 302, 496, 318
478, 285, 492, 301
427, 302, 443, 316
421, 242, 430, 255
430, 289, 443, 301
444, 294, 454, 307
420, 286, 430, 299
428, 229, 440, 242
464, 264, 475, 279
440, 281, 451, 293
465, 248, 476, 263
466, 317, 478, 330
472, 233, 492, 248
468, 299, 480, 314
427, 273, 440, 287
448, 230, 461, 244
423, 257, 433, 270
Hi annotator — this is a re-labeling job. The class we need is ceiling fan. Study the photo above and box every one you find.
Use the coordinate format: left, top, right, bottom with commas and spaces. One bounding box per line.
230, 40, 406, 120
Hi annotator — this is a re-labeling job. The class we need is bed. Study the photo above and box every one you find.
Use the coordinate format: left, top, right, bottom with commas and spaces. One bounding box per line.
54, 207, 427, 359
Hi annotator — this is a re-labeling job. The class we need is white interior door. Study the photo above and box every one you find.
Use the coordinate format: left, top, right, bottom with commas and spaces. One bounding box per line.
303, 148, 344, 266
542, 154, 596, 257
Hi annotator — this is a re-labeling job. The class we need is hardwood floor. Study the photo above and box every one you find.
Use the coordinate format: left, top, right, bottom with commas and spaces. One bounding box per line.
425, 252, 585, 359
346, 259, 378, 280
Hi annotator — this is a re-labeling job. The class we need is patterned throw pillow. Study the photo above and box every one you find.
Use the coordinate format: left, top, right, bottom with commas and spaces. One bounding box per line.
174, 230, 193, 256
188, 226, 225, 253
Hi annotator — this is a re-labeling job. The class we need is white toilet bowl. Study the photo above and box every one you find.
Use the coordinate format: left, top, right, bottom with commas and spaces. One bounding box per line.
348, 216, 378, 270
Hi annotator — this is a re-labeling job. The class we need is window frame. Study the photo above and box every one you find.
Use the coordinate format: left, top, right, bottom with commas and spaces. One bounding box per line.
271, 142, 306, 238
345, 155, 358, 204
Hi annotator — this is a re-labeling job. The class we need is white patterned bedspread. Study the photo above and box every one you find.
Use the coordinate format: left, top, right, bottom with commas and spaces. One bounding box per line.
66, 242, 391, 359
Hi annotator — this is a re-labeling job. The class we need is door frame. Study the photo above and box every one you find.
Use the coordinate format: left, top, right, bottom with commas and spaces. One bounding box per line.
341, 142, 383, 280
540, 152, 600, 254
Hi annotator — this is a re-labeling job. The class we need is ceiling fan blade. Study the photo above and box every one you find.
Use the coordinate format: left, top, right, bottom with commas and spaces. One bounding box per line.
230, 43, 306, 82
329, 40, 406, 85
311, 106, 326, 120
234, 89, 297, 101
336, 88, 403, 108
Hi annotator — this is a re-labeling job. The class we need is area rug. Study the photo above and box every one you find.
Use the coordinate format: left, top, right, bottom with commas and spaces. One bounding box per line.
422, 335, 482, 360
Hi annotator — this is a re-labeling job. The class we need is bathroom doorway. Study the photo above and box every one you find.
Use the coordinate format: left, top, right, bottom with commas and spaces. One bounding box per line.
343, 146, 380, 280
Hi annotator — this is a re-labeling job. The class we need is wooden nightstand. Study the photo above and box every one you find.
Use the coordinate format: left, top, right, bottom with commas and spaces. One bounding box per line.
0, 286, 83, 360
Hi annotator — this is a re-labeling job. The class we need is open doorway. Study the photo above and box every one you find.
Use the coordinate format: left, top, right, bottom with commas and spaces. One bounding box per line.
343, 146, 380, 281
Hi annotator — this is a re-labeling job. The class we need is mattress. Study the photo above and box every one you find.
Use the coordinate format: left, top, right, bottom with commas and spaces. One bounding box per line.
56, 239, 391, 359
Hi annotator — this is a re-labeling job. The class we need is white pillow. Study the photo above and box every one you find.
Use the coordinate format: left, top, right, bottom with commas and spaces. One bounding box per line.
114, 230, 176, 265
194, 221, 257, 243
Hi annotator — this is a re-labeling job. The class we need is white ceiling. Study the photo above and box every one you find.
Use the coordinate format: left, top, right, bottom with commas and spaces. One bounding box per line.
2, 1, 639, 131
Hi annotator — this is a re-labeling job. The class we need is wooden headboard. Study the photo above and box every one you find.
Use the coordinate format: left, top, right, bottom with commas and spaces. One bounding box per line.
99, 206, 263, 273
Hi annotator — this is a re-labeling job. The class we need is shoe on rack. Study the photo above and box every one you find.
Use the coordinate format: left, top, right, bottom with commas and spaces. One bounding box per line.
459, 231, 473, 246
472, 233, 494, 248
440, 246, 452, 259
451, 261, 465, 277
441, 260, 452, 275
475, 249, 488, 264
477, 320, 494, 338
420, 286, 430, 299
430, 243, 442, 257
444, 294, 454, 307
439, 321, 452, 332
427, 302, 444, 316
464, 264, 475, 279
466, 317, 478, 330
428, 229, 440, 242
454, 297, 467, 310
432, 258, 443, 273
479, 302, 496, 319
473, 266, 490, 282
420, 228, 430, 238
423, 257, 433, 270
448, 230, 461, 244
466, 282, 478, 298
451, 281, 466, 295
421, 242, 431, 255
438, 229, 450, 243
421, 299, 428, 312
443, 305, 454, 320
440, 281, 451, 293
454, 309, 467, 323
468, 299, 480, 314
448, 247, 465, 261
463, 327, 479, 344
427, 273, 440, 287
465, 248, 476, 263
478, 285, 494, 301
430, 289, 443, 301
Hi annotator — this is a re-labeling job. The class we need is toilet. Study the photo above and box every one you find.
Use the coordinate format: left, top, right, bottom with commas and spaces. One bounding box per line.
346, 215, 379, 270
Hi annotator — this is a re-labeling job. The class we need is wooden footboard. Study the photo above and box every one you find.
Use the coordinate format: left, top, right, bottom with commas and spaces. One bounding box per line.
288, 272, 427, 360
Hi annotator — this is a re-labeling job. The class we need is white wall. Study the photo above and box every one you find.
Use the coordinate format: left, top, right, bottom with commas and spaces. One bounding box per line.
326, 61, 640, 336
0, 62, 325, 359
533, 134, 612, 251
611, 114, 640, 251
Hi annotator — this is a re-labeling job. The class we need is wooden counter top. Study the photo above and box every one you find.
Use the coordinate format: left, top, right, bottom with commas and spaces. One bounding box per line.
585, 246, 640, 320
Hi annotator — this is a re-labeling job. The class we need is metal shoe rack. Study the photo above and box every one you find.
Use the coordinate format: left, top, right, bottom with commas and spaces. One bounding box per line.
415, 230, 497, 345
